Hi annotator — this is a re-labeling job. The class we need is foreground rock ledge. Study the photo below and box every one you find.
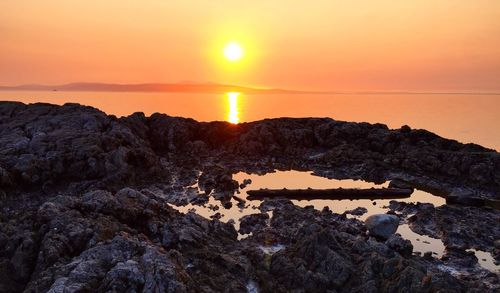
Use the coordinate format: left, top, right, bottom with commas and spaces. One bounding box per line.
0, 102, 499, 292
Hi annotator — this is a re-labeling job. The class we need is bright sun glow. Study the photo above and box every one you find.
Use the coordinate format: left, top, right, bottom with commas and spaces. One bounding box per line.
227, 92, 240, 124
224, 42, 243, 61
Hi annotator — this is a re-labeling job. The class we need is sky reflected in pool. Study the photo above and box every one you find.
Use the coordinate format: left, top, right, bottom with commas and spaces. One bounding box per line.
170, 170, 499, 272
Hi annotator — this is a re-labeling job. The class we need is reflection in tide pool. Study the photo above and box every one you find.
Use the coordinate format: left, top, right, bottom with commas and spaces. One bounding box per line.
170, 170, 499, 272
232, 170, 446, 222
468, 249, 500, 273
227, 92, 240, 124
175, 170, 445, 226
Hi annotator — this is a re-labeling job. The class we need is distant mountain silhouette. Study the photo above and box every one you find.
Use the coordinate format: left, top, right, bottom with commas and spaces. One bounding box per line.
1, 82, 498, 95
0, 82, 312, 94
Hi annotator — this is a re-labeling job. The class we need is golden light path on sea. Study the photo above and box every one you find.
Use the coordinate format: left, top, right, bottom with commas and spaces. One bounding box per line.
227, 92, 240, 124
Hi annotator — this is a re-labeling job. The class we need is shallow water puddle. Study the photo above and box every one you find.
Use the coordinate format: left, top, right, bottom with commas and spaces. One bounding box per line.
397, 224, 445, 257
170, 195, 262, 231
169, 170, 498, 272
233, 170, 445, 223
467, 249, 499, 273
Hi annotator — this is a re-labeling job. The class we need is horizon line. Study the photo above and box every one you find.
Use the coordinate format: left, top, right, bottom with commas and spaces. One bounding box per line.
0, 81, 499, 96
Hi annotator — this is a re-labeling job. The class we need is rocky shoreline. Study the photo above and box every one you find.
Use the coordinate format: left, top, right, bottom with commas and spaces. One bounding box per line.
0, 102, 499, 292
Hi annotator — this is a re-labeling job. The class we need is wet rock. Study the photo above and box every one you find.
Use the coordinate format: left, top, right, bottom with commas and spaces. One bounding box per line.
446, 190, 485, 207
198, 167, 239, 195
239, 178, 252, 189
408, 204, 500, 261
385, 234, 413, 257
189, 193, 209, 205
222, 201, 232, 209
441, 248, 479, 268
210, 212, 222, 220
387, 200, 435, 218
423, 251, 433, 260
233, 195, 246, 209
365, 214, 400, 239
239, 213, 269, 234
345, 207, 368, 216
207, 204, 219, 211
259, 199, 293, 212
388, 178, 413, 191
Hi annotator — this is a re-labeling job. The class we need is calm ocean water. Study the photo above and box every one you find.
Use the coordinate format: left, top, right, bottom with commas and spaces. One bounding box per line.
0, 91, 499, 150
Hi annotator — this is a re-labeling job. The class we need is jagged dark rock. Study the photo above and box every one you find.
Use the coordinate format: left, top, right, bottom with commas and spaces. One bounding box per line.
345, 206, 368, 216
1, 102, 498, 196
0, 102, 498, 292
408, 203, 500, 262
239, 213, 269, 235
386, 234, 414, 258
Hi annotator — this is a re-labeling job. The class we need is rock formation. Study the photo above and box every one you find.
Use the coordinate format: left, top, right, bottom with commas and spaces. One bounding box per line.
0, 102, 498, 292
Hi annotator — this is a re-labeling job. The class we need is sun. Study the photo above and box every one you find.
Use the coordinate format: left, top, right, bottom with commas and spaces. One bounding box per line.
224, 42, 243, 61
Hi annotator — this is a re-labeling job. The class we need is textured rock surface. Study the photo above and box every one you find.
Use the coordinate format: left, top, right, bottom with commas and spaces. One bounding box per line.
365, 214, 400, 239
0, 102, 499, 292
0, 102, 498, 196
2, 188, 492, 292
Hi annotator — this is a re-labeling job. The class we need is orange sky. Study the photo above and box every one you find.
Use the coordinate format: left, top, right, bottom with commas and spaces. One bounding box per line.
1, 1, 499, 91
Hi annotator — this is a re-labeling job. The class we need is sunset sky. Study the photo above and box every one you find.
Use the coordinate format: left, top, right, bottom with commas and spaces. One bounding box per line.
1, 1, 499, 91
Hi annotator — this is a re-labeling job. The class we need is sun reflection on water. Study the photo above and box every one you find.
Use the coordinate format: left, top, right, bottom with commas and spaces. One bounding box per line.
227, 92, 240, 124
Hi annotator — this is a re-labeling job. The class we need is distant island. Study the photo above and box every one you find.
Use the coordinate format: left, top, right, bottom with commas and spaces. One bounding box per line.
1, 82, 499, 95
0, 82, 313, 95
